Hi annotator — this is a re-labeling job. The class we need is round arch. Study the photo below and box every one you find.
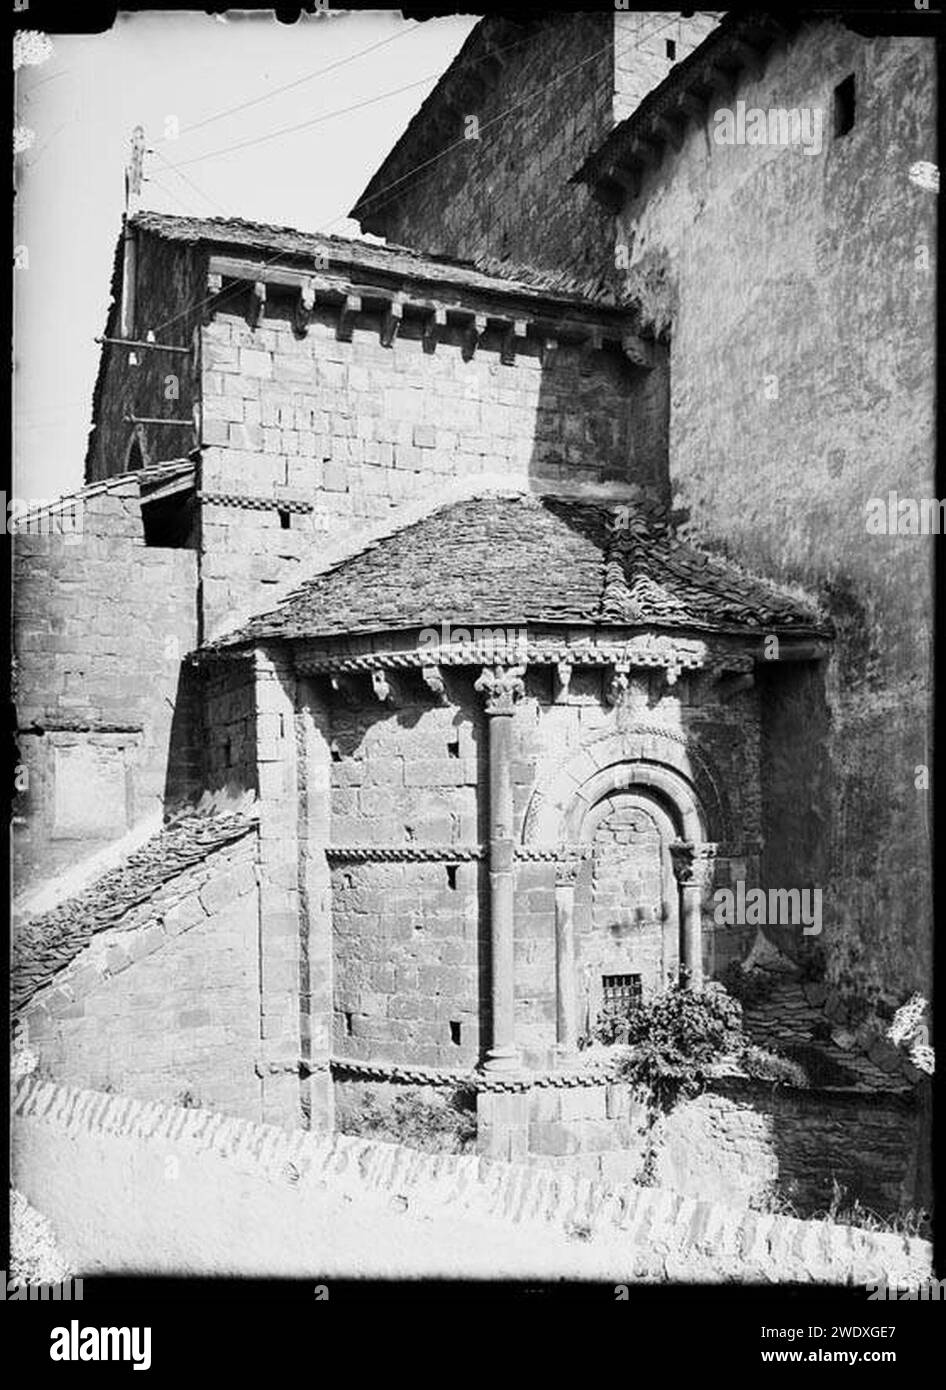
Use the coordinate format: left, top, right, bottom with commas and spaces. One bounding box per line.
521, 725, 729, 847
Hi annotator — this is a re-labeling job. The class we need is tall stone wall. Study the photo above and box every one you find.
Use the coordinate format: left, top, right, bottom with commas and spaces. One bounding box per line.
356, 12, 720, 284
329, 684, 483, 1070
85, 229, 202, 482
198, 295, 660, 639
17, 833, 262, 1120
611, 21, 935, 1001
12, 480, 199, 896
511, 664, 763, 1065
325, 662, 762, 1071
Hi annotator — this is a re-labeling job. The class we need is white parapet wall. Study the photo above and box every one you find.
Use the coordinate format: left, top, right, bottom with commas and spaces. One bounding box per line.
11, 1077, 932, 1285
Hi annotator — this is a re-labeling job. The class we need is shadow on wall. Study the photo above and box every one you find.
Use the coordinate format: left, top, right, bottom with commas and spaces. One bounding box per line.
526, 333, 670, 499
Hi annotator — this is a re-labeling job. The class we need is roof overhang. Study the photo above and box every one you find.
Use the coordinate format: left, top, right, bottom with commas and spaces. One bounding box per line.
574, 10, 807, 211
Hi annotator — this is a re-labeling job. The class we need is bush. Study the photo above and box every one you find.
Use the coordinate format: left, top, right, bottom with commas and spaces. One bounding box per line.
721, 961, 776, 1009
741, 1043, 808, 1088
600, 982, 744, 1109
338, 1087, 477, 1154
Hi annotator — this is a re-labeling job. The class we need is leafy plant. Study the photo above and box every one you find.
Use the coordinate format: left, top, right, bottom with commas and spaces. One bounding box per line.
722, 961, 776, 1009
597, 982, 744, 1110
338, 1087, 477, 1153
740, 1043, 808, 1088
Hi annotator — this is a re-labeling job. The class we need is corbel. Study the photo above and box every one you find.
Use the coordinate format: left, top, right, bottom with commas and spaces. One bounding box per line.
606, 661, 631, 708
540, 334, 559, 369
554, 660, 573, 704
423, 305, 447, 353
462, 312, 488, 361
500, 318, 529, 366
337, 293, 361, 343
293, 278, 316, 338
380, 295, 404, 349
421, 664, 448, 704
247, 280, 266, 330
622, 333, 654, 369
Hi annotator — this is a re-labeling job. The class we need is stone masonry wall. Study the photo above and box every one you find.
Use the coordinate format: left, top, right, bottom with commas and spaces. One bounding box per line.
198, 293, 658, 639
12, 479, 199, 895
479, 1076, 920, 1219
15, 1079, 931, 1283
86, 229, 202, 482
329, 682, 484, 1070
325, 662, 761, 1072
511, 665, 763, 1066
358, 13, 720, 285
613, 22, 935, 1002
17, 833, 262, 1121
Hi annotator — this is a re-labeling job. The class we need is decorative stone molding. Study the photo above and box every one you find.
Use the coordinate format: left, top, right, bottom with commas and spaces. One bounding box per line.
330, 1056, 620, 1092
522, 723, 734, 848
199, 492, 314, 513
514, 844, 592, 863
295, 632, 707, 678
325, 845, 485, 863
474, 662, 526, 714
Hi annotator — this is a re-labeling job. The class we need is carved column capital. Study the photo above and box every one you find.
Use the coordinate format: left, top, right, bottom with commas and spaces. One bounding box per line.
475, 663, 526, 715
669, 840, 718, 888
554, 854, 583, 887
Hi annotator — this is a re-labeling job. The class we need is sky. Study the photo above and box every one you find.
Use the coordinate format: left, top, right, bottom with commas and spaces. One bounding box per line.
12, 9, 479, 500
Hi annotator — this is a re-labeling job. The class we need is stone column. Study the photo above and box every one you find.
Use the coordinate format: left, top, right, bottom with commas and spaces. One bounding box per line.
669, 841, 717, 989
474, 663, 525, 1071
553, 854, 581, 1059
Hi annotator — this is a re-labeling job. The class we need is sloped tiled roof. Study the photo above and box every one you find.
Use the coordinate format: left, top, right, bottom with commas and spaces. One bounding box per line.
132, 210, 634, 311
741, 974, 916, 1096
13, 806, 257, 1013
209, 494, 828, 650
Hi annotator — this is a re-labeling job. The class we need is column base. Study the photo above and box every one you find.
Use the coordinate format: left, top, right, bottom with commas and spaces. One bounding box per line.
482, 1046, 521, 1072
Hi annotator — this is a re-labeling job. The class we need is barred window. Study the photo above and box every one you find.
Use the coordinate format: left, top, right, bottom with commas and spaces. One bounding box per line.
602, 973, 642, 1016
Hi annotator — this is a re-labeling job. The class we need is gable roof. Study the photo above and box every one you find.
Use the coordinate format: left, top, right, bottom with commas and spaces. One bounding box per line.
207, 493, 829, 651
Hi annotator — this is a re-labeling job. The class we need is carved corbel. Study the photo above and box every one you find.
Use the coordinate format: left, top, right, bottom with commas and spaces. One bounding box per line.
370, 669, 392, 703
337, 293, 361, 342
462, 312, 488, 361
421, 664, 448, 704
247, 280, 266, 329
500, 318, 528, 366
606, 661, 630, 707
423, 305, 447, 353
293, 279, 316, 337
622, 333, 654, 369
380, 296, 403, 349
554, 660, 573, 704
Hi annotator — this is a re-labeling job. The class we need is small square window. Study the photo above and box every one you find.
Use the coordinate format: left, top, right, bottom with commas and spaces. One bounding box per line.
834, 74, 856, 138
665, 38, 676, 61
602, 973, 642, 1017
278, 508, 291, 529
